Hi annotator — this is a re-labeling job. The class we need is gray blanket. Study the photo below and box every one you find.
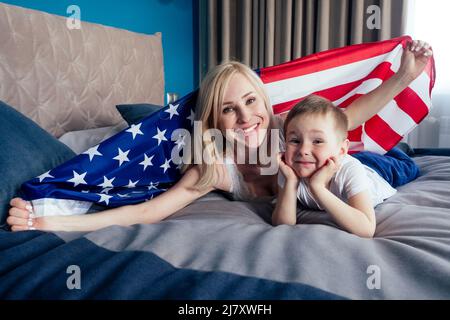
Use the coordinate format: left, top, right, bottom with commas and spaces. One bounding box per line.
55, 155, 450, 299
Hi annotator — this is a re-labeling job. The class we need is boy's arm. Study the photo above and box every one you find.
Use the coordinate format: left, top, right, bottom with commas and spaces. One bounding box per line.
344, 40, 432, 130
309, 186, 376, 238
344, 72, 411, 130
32, 166, 214, 232
272, 181, 298, 226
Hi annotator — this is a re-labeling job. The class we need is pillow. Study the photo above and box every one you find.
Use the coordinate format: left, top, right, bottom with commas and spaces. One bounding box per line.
0, 101, 76, 228
116, 103, 162, 125
58, 122, 128, 154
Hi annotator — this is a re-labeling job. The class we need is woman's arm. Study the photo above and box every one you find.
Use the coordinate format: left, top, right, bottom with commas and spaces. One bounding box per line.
344, 40, 432, 130
8, 166, 215, 232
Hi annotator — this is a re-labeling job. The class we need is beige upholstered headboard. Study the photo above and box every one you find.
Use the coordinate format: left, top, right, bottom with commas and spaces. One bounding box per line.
0, 3, 164, 137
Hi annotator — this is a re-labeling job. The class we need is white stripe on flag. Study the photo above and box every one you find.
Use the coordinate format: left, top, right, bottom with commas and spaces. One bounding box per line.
361, 126, 388, 154
389, 46, 403, 73
377, 100, 418, 136
349, 141, 365, 152
332, 78, 383, 106
31, 198, 93, 217
265, 44, 403, 105
408, 72, 432, 110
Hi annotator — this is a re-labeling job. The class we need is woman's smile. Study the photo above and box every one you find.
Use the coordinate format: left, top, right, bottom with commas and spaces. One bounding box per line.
218, 72, 271, 149
235, 122, 260, 136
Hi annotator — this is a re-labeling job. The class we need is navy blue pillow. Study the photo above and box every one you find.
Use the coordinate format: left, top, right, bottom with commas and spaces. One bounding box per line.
0, 101, 76, 227
116, 103, 162, 125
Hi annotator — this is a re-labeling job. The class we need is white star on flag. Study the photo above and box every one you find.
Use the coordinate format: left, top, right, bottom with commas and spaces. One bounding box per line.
97, 176, 115, 188
152, 127, 168, 146
126, 123, 144, 140
113, 148, 130, 166
97, 193, 113, 205
145, 194, 155, 201
148, 182, 159, 190
67, 171, 87, 187
117, 193, 131, 198
160, 158, 171, 173
82, 145, 103, 161
139, 154, 154, 171
126, 179, 140, 188
187, 109, 195, 126
37, 170, 54, 182
164, 103, 180, 119
101, 187, 113, 194
175, 134, 186, 150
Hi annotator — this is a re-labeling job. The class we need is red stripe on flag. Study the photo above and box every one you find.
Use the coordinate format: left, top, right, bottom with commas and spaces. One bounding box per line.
260, 36, 411, 83
338, 94, 361, 109
271, 61, 395, 114
425, 55, 436, 94
272, 98, 303, 115
347, 126, 362, 142
316, 83, 363, 103
364, 115, 403, 151
394, 87, 430, 124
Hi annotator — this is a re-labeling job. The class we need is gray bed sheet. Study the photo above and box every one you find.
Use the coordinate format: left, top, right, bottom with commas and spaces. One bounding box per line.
56, 155, 450, 299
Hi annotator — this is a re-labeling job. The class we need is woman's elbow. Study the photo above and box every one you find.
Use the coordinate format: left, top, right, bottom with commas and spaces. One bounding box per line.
132, 202, 163, 225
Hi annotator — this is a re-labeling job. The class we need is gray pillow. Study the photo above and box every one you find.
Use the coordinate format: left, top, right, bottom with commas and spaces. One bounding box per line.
0, 101, 76, 228
116, 103, 162, 125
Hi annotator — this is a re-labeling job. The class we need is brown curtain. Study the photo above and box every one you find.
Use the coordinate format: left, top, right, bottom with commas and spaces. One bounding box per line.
198, 0, 407, 79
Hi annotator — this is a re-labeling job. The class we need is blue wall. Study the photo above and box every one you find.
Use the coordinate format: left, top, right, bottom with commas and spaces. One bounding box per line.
0, 0, 198, 102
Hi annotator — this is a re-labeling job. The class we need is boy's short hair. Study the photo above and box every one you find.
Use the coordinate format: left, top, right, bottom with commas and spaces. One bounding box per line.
284, 95, 348, 141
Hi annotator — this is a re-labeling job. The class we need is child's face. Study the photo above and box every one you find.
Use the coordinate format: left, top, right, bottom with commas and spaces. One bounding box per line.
284, 113, 349, 178
217, 73, 271, 149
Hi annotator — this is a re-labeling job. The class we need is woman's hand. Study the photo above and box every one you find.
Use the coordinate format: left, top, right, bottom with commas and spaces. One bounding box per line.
278, 153, 299, 185
398, 40, 433, 83
7, 197, 42, 231
309, 156, 340, 191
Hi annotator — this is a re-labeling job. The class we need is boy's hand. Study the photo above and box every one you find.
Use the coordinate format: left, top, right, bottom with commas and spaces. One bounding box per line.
398, 40, 432, 83
309, 156, 340, 190
278, 153, 299, 185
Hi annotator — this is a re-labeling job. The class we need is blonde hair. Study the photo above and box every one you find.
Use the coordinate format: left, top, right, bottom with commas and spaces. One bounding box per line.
182, 61, 274, 191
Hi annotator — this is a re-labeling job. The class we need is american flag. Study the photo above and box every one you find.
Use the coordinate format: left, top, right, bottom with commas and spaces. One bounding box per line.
261, 35, 435, 154
21, 36, 435, 215
21, 92, 198, 216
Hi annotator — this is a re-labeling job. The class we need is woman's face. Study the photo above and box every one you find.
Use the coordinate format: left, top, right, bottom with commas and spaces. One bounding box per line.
217, 73, 271, 149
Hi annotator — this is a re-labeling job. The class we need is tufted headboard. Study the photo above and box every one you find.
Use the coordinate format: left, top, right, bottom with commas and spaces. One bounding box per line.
0, 3, 164, 137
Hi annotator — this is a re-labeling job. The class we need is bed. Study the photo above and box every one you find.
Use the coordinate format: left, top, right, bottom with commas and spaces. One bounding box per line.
0, 3, 449, 300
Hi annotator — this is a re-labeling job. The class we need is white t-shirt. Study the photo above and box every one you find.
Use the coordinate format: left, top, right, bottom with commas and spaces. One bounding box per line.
278, 154, 397, 209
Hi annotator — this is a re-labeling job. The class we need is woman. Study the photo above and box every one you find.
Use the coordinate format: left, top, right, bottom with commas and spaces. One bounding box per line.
7, 40, 432, 232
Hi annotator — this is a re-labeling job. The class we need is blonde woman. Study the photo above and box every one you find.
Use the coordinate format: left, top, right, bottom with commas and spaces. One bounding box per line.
7, 40, 432, 232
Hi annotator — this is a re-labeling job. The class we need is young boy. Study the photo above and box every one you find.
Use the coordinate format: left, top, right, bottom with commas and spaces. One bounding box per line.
272, 95, 397, 238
